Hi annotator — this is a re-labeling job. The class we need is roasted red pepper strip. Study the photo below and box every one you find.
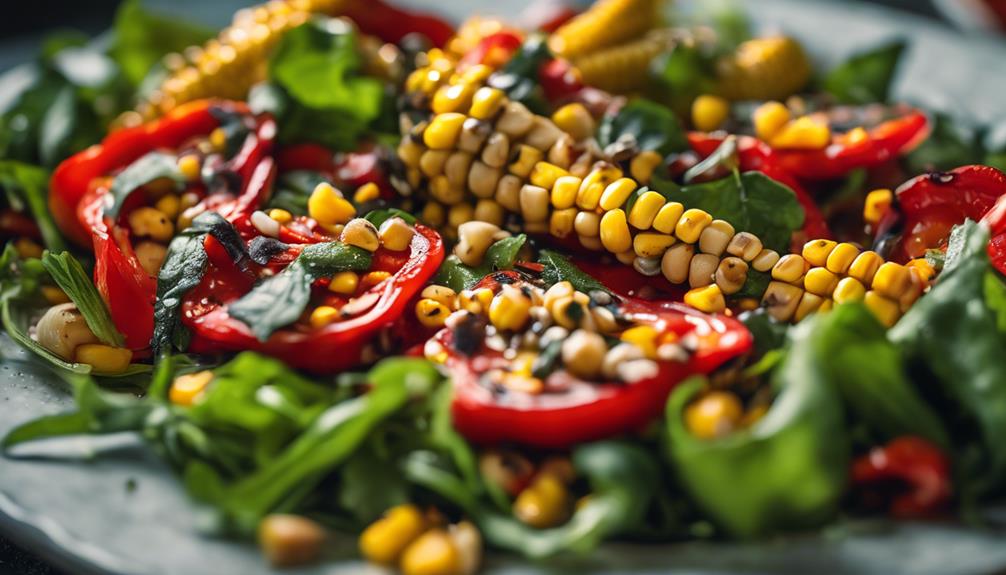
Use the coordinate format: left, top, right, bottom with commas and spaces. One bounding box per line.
341, 0, 454, 48
458, 30, 524, 71
851, 436, 952, 519
982, 194, 1006, 275
435, 271, 751, 448
770, 111, 929, 181
276, 142, 395, 199
181, 224, 444, 373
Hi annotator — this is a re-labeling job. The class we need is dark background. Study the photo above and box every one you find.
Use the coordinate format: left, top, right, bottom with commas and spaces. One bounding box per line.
0, 0, 956, 573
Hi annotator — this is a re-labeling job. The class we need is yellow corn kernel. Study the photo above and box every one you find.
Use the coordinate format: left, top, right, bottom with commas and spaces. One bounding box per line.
469, 87, 507, 120
621, 325, 659, 358
628, 191, 667, 230
864, 290, 901, 328
420, 202, 446, 228
513, 474, 571, 529
177, 154, 201, 181
423, 113, 466, 149
576, 164, 622, 211
633, 232, 676, 258
520, 184, 550, 222
684, 283, 728, 314
848, 250, 884, 285
802, 239, 838, 267
415, 298, 452, 329
168, 370, 213, 406
652, 201, 684, 234
833, 276, 866, 304
769, 116, 831, 150
761, 280, 804, 322
489, 286, 531, 331
794, 291, 825, 322
432, 82, 476, 115
74, 344, 132, 374
550, 208, 577, 239
598, 178, 637, 211
378, 217, 415, 251
154, 194, 181, 220
863, 188, 893, 225
548, 0, 659, 59
473, 199, 505, 227
825, 242, 860, 275
674, 209, 713, 244
771, 253, 807, 283
419, 149, 449, 179
630, 150, 663, 184
803, 267, 839, 296
599, 209, 632, 254
447, 202, 475, 230
359, 504, 427, 566
128, 207, 174, 242
309, 306, 339, 329
209, 127, 227, 151
906, 258, 936, 285
871, 262, 913, 300
308, 182, 355, 227
551, 103, 595, 141
459, 63, 493, 85
698, 220, 736, 256
752, 101, 791, 140
459, 287, 494, 314
361, 271, 392, 290
509, 145, 544, 178
328, 271, 359, 295
267, 208, 293, 225
685, 390, 743, 440
40, 285, 70, 305
530, 162, 571, 190
421, 285, 457, 309
353, 182, 381, 204
550, 175, 582, 209
399, 530, 462, 575
692, 94, 730, 132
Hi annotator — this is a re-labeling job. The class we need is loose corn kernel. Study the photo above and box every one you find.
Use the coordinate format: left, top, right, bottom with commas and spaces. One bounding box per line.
906, 258, 936, 285
177, 154, 201, 181
628, 191, 667, 230
168, 370, 213, 406
209, 127, 227, 151
802, 239, 838, 267
268, 208, 293, 224
513, 474, 571, 529
309, 183, 355, 227
599, 209, 632, 253
459, 287, 494, 314
692, 94, 730, 132
489, 285, 532, 331
621, 325, 659, 358
359, 504, 427, 565
833, 276, 866, 304
550, 175, 582, 209
353, 182, 380, 204
770, 116, 831, 150
155, 194, 181, 220
804, 267, 839, 296
520, 185, 551, 222
310, 306, 339, 328
135, 241, 168, 275
698, 219, 736, 256
361, 271, 392, 290
685, 390, 743, 439
400, 530, 462, 575
329, 271, 359, 295
753, 101, 791, 140
340, 218, 380, 252
422, 285, 458, 308
794, 291, 825, 322
871, 262, 913, 300
550, 208, 577, 239
432, 82, 476, 115
863, 188, 893, 225
615, 250, 636, 266
661, 243, 695, 284
75, 344, 132, 373
633, 232, 676, 258
577, 164, 622, 210
726, 232, 763, 261
530, 162, 571, 190
561, 329, 606, 378
772, 254, 807, 283
379, 217, 415, 251
474, 199, 505, 227
469, 87, 507, 120
455, 221, 502, 266
128, 207, 174, 242
864, 290, 901, 328
675, 209, 713, 244
825, 242, 860, 275
652, 201, 685, 234
551, 103, 595, 141
599, 178, 637, 211
629, 150, 663, 184
762, 281, 804, 321
258, 514, 326, 568
416, 298, 452, 329
424, 113, 467, 149
848, 250, 884, 284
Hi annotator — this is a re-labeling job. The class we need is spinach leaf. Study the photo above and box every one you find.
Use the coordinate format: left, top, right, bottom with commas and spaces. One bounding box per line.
903, 113, 984, 174
651, 44, 718, 116
109, 0, 214, 87
41, 251, 123, 347
0, 160, 65, 251
823, 40, 907, 105
538, 249, 611, 295
107, 152, 184, 217
598, 99, 687, 157
229, 242, 372, 341
433, 235, 527, 292
337, 449, 410, 523
486, 35, 551, 114
739, 308, 788, 358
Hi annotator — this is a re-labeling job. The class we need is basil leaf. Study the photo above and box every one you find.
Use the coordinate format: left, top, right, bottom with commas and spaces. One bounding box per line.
598, 99, 687, 156
433, 235, 527, 292
229, 242, 372, 341
109, 0, 214, 87
107, 152, 184, 217
41, 251, 124, 347
0, 160, 66, 251
538, 249, 610, 295
823, 40, 906, 105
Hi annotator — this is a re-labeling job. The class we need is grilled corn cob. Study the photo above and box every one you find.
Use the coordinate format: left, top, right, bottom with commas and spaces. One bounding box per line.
715, 36, 811, 102
548, 0, 664, 59
571, 28, 678, 94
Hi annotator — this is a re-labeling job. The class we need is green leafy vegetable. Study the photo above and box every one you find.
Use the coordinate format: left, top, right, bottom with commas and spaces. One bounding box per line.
433, 234, 527, 292
41, 251, 123, 347
107, 152, 184, 217
364, 208, 418, 229
651, 44, 718, 116
538, 249, 611, 295
109, 0, 214, 87
823, 40, 906, 104
598, 99, 688, 156
682, 136, 738, 183
486, 35, 551, 114
0, 160, 65, 251
903, 113, 985, 174
267, 170, 331, 215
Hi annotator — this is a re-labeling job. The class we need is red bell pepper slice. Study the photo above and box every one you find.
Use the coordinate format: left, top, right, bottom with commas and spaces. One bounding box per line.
458, 30, 525, 71
340, 0, 454, 48
770, 110, 929, 181
180, 224, 444, 373
276, 142, 395, 199
434, 271, 752, 448
851, 436, 952, 518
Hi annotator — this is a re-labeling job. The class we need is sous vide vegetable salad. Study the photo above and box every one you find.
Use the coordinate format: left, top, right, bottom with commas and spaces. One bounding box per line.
2, 0, 1006, 571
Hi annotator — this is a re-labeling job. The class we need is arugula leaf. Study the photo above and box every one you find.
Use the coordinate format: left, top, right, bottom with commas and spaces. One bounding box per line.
0, 160, 66, 251
823, 40, 907, 105
432, 235, 526, 292
109, 0, 213, 87
538, 249, 611, 295
229, 242, 372, 341
107, 152, 184, 217
41, 251, 123, 347
598, 99, 688, 157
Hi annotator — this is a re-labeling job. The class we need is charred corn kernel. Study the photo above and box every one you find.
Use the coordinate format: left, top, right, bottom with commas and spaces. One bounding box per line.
633, 232, 676, 258
772, 254, 807, 283
804, 267, 839, 296
675, 209, 713, 244
685, 390, 743, 439
864, 290, 901, 328
551, 103, 595, 141
751, 249, 781, 272
794, 291, 825, 322
432, 82, 476, 114
416, 298, 452, 329
753, 101, 791, 140
549, 0, 660, 58
420, 149, 450, 178
456, 221, 502, 266
848, 250, 884, 285
577, 164, 622, 210
689, 253, 719, 288
459, 288, 494, 314
520, 185, 551, 222
762, 281, 804, 322
496, 102, 535, 139
421, 202, 446, 228
652, 201, 684, 234
309, 306, 339, 328
75, 344, 132, 373
725, 232, 763, 261
309, 183, 355, 227
549, 208, 577, 239
621, 325, 659, 358
872, 262, 913, 300
128, 207, 174, 242
802, 239, 838, 267
268, 208, 293, 224
715, 257, 749, 295
629, 150, 663, 184
698, 220, 736, 256
168, 370, 213, 406
177, 154, 201, 181
489, 285, 532, 331
447, 203, 475, 230
353, 182, 380, 204
459, 118, 491, 153
509, 145, 543, 178
424, 113, 467, 149
359, 504, 427, 566
599, 209, 632, 253
209, 127, 227, 151
40, 286, 70, 305
361, 271, 392, 290
378, 217, 415, 251
474, 199, 505, 227
421, 285, 457, 309
328, 271, 359, 295
399, 529, 462, 575
770, 116, 831, 150
574, 211, 601, 237
907, 258, 936, 284
825, 242, 860, 275
258, 514, 326, 568
627, 191, 667, 230
154, 194, 181, 220
864, 188, 893, 225
661, 243, 695, 284
340, 218, 380, 252
514, 473, 571, 529
550, 175, 581, 209
833, 276, 866, 304
692, 94, 730, 132
599, 178, 637, 211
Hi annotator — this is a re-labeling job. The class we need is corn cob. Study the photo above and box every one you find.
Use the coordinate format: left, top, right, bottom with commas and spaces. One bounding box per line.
715, 36, 812, 102
548, 0, 664, 59
570, 28, 678, 94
